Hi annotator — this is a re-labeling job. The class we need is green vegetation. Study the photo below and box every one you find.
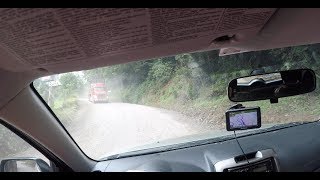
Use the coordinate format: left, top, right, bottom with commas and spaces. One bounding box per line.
83, 44, 320, 129
33, 73, 84, 125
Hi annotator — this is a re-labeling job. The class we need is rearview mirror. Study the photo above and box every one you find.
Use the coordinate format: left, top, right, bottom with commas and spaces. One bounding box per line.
228, 69, 316, 102
0, 158, 53, 172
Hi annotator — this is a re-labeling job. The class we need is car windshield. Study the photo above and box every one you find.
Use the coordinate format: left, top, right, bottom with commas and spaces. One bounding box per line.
33, 43, 320, 160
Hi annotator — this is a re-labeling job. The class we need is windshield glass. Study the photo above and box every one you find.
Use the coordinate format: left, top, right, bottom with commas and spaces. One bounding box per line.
33, 43, 320, 160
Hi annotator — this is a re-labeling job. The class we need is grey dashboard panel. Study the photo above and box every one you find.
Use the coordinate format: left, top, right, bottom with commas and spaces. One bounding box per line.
239, 122, 320, 172
93, 121, 320, 172
94, 139, 244, 172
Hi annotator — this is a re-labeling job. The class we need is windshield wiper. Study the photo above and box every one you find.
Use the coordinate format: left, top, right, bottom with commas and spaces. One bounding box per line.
100, 134, 235, 161
235, 121, 314, 138
268, 121, 311, 129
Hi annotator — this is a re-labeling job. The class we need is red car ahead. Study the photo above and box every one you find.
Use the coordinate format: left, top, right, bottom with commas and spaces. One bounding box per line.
88, 83, 109, 103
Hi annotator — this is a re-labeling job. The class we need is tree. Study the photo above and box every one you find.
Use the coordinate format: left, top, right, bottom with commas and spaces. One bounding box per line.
58, 73, 84, 98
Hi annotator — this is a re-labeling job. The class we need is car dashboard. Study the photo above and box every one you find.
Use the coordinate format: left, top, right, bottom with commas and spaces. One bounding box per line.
92, 121, 320, 172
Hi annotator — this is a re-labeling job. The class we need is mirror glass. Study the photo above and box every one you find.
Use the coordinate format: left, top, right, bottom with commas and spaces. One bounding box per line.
228, 69, 316, 102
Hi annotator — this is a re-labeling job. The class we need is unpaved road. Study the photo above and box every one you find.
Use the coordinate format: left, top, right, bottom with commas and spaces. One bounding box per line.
10, 101, 201, 163
69, 101, 200, 159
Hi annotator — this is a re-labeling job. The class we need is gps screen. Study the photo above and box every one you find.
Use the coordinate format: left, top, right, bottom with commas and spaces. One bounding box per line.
226, 107, 261, 131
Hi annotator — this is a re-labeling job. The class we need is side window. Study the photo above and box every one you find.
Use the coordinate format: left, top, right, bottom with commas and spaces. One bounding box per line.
0, 123, 53, 172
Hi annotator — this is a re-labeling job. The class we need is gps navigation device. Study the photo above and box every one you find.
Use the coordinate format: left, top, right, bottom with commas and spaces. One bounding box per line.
226, 107, 261, 131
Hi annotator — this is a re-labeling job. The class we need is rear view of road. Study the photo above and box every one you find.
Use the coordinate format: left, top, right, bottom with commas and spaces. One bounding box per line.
67, 102, 199, 159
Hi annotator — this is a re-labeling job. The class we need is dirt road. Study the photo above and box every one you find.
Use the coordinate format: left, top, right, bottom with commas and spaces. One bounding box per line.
11, 101, 201, 163
69, 101, 199, 159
